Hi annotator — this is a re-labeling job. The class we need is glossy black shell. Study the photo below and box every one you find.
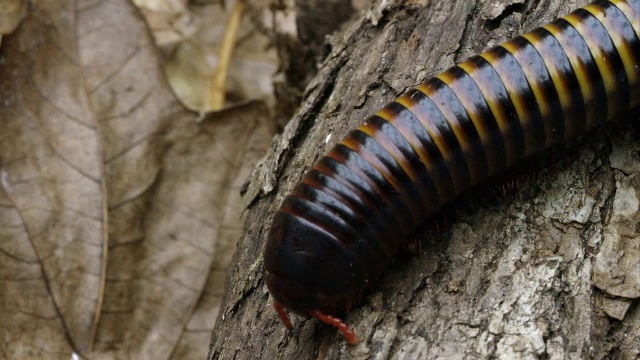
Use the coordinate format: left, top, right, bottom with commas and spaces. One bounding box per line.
265, 0, 640, 317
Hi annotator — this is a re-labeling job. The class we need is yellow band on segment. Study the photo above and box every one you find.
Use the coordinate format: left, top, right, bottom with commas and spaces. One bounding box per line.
380, 99, 436, 174
457, 61, 517, 166
436, 70, 500, 174
585, 3, 640, 108
326, 146, 413, 237
373, 108, 440, 211
479, 50, 536, 156
396, 92, 453, 166
585, 4, 637, 85
522, 33, 577, 139
522, 31, 575, 140
399, 90, 465, 194
326, 148, 380, 198
342, 135, 422, 225
341, 136, 400, 192
314, 160, 377, 210
358, 115, 417, 180
500, 40, 555, 148
392, 95, 452, 202
564, 13, 618, 121
544, 22, 596, 127
416, 82, 479, 184
436, 72, 489, 141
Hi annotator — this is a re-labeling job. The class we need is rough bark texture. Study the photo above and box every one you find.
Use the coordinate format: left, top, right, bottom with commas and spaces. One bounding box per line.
269, 0, 358, 128
208, 0, 640, 358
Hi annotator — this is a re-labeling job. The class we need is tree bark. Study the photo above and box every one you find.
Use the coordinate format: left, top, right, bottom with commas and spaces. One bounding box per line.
208, 0, 640, 358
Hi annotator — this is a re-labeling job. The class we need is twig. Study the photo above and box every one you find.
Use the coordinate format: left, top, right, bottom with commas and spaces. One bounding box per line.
209, 0, 244, 111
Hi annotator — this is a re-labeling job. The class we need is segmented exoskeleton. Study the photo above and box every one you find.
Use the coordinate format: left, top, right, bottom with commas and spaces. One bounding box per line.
264, 0, 640, 345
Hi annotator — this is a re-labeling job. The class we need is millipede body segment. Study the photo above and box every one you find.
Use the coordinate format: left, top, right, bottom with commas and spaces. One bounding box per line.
264, 0, 640, 345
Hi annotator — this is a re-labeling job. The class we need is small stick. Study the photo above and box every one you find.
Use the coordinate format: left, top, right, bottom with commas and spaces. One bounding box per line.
209, 0, 244, 111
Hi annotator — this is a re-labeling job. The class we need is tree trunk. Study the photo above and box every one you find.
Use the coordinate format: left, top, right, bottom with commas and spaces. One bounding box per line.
208, 0, 640, 358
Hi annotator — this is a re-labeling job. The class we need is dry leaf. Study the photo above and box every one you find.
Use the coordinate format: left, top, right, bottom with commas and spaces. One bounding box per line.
164, 40, 214, 112
0, 0, 275, 358
0, 0, 26, 35
145, 0, 278, 113
160, 102, 274, 359
132, 0, 188, 14
0, 0, 106, 355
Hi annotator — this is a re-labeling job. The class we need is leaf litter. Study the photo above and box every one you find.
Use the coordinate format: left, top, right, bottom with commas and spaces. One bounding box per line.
0, 0, 276, 358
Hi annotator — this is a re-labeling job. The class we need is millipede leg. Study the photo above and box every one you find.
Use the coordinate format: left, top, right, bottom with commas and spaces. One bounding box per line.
310, 310, 358, 345
273, 302, 293, 330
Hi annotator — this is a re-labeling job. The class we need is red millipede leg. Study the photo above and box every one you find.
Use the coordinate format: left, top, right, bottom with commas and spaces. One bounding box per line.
273, 302, 293, 330
310, 310, 358, 345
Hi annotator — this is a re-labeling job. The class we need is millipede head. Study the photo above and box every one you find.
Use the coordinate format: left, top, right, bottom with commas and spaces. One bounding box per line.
264, 210, 368, 344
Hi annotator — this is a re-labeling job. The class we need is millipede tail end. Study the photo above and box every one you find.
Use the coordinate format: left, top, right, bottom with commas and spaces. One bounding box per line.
273, 302, 293, 330
310, 310, 359, 345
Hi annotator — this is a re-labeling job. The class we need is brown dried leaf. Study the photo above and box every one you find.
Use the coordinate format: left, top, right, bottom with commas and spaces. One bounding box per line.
132, 0, 188, 13
155, 1, 277, 113
0, 0, 105, 355
0, 0, 275, 358
164, 103, 275, 359
0, 0, 26, 35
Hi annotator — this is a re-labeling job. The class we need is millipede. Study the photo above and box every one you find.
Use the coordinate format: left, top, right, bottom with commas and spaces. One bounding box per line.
264, 0, 640, 345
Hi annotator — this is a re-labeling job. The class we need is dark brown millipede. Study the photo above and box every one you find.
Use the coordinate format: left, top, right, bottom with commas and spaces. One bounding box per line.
264, 0, 640, 345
